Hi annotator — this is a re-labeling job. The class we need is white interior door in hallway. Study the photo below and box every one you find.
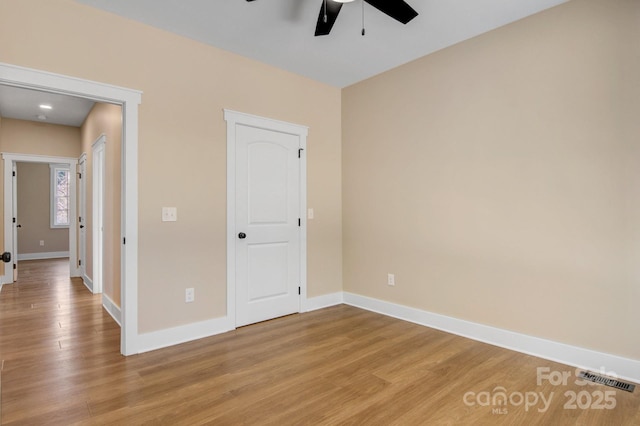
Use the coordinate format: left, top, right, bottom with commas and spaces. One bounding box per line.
225, 110, 308, 328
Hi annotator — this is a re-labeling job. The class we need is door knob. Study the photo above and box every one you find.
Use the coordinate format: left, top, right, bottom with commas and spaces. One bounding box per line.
80, 225, 85, 229
17, 224, 22, 228
238, 232, 247, 239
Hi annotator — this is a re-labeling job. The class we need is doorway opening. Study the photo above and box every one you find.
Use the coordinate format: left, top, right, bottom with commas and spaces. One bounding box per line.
5, 156, 79, 283
0, 62, 141, 355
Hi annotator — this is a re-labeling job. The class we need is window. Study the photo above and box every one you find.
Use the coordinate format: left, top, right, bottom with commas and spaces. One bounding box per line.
51, 164, 70, 228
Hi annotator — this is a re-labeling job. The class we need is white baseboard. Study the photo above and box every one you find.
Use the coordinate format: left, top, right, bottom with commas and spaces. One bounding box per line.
82, 274, 93, 293
137, 316, 233, 354
305, 292, 344, 312
343, 292, 640, 384
17, 251, 69, 261
137, 293, 345, 354
102, 294, 121, 326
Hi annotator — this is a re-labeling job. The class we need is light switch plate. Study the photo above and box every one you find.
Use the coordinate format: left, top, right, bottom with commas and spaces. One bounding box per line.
308, 208, 314, 219
185, 288, 194, 303
162, 207, 177, 222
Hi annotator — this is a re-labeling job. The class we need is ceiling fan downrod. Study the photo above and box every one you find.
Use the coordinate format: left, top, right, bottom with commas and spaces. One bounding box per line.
361, 0, 365, 36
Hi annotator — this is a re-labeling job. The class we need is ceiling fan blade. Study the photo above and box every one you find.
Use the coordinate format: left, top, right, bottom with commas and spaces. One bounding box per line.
364, 0, 418, 24
315, 1, 343, 36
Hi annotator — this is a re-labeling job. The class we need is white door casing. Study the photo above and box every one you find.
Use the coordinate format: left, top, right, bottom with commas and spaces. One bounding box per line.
225, 110, 308, 328
92, 135, 106, 295
78, 153, 87, 282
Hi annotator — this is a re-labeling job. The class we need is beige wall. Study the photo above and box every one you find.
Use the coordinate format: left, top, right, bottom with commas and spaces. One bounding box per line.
343, 0, 640, 360
0, 0, 343, 333
80, 103, 122, 307
0, 118, 81, 274
0, 118, 81, 157
17, 162, 69, 255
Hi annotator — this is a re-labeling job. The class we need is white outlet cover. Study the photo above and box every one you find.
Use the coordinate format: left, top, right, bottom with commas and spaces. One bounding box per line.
387, 274, 395, 286
162, 207, 177, 222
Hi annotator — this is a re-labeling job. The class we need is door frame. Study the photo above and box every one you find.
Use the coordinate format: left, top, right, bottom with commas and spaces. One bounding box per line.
2, 154, 79, 281
0, 62, 141, 355
224, 109, 309, 328
92, 135, 106, 295
78, 153, 87, 284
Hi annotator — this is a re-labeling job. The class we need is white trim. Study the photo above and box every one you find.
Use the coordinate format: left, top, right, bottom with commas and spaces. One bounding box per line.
0, 62, 142, 355
17, 251, 69, 261
92, 135, 106, 296
224, 109, 309, 328
102, 293, 122, 326
2, 153, 78, 284
137, 317, 233, 354
135, 293, 343, 353
82, 274, 93, 293
343, 292, 640, 384
77, 153, 87, 279
305, 292, 344, 312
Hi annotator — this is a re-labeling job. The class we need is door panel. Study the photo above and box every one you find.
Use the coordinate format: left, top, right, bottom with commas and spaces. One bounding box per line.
236, 125, 300, 327
248, 242, 288, 300
12, 163, 17, 281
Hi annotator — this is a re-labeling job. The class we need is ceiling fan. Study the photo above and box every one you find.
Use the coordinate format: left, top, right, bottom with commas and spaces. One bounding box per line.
246, 0, 419, 36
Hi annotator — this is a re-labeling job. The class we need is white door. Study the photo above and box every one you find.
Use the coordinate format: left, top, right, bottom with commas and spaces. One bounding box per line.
12, 163, 18, 281
235, 125, 301, 327
78, 154, 87, 279
92, 136, 106, 294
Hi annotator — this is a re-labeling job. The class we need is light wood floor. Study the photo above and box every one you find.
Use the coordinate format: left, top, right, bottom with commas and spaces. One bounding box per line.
0, 259, 638, 425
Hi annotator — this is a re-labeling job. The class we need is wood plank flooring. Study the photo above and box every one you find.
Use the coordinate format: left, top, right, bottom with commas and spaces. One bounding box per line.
1, 259, 639, 425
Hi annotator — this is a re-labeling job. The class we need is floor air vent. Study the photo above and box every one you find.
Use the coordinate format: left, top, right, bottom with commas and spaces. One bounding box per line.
578, 371, 635, 393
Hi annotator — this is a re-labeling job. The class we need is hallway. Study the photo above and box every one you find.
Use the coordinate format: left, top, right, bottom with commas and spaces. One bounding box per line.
0, 259, 120, 424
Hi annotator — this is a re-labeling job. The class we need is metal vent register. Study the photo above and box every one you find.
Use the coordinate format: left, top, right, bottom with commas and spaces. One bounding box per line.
578, 371, 635, 393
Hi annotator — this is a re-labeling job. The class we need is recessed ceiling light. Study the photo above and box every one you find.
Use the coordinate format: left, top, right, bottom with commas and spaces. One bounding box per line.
39, 104, 52, 110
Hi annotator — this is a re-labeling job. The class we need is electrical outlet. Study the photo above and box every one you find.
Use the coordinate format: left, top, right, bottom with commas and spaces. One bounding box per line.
40, 240, 45, 246
185, 288, 195, 303
162, 207, 177, 222
388, 273, 395, 286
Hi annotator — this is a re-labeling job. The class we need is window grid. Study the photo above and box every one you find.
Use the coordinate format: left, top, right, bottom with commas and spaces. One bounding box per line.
51, 166, 70, 228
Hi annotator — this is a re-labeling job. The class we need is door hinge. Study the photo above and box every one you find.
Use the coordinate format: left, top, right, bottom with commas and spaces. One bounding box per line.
78, 172, 82, 179
298, 148, 304, 158
13, 263, 16, 270
298, 218, 301, 227
79, 259, 82, 266
123, 237, 126, 245
12, 217, 16, 223
298, 286, 301, 295
12, 171, 16, 177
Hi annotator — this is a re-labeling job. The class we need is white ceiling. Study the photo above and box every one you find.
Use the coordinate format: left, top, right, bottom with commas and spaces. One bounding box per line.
0, 85, 95, 127
76, 0, 568, 88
